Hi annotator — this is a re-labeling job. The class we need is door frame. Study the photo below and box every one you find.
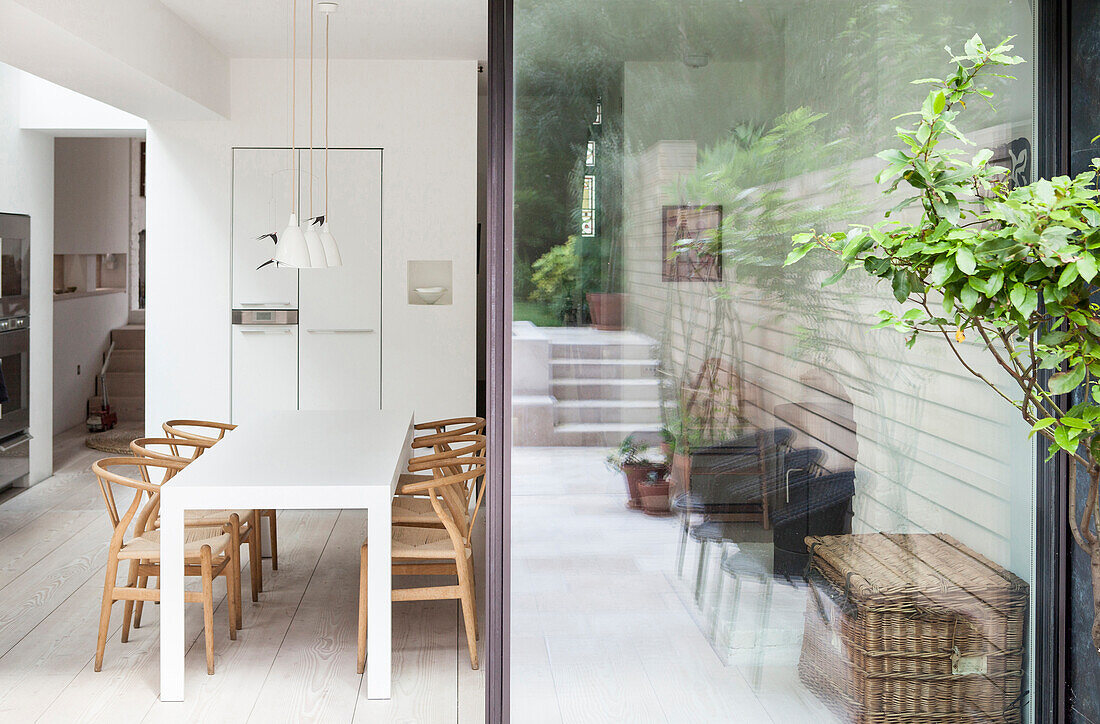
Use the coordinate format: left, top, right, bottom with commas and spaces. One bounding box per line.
484, 1, 1070, 721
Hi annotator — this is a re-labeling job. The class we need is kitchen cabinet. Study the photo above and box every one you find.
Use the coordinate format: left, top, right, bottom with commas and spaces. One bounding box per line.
231, 325, 298, 414
231, 148, 382, 419
298, 149, 382, 410
231, 148, 299, 309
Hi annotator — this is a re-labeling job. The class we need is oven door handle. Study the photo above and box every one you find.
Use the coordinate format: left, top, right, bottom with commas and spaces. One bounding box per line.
0, 432, 32, 452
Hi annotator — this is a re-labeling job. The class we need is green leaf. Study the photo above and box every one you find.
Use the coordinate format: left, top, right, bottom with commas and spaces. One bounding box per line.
1030, 417, 1056, 434
955, 246, 977, 275
1059, 262, 1080, 288
1050, 365, 1087, 395
1035, 179, 1056, 206
784, 243, 815, 266
822, 265, 849, 287
1078, 253, 1099, 282
959, 284, 980, 311
930, 256, 956, 286
932, 90, 946, 115
892, 269, 911, 302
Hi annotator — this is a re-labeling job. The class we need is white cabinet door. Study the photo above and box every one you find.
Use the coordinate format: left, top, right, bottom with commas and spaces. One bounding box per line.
299, 149, 382, 410
232, 148, 298, 308
231, 325, 298, 419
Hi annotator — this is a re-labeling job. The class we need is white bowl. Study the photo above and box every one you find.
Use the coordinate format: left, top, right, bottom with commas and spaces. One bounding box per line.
414, 286, 446, 304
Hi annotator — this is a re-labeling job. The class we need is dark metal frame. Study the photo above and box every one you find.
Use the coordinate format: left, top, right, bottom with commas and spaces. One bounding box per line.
1035, 1, 1070, 721
484, 0, 1071, 721
485, 0, 512, 720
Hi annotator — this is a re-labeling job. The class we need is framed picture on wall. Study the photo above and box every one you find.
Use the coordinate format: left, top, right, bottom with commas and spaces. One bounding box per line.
662, 205, 723, 282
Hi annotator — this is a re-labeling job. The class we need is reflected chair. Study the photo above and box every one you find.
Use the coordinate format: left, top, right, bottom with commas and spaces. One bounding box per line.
92, 457, 238, 675
163, 418, 279, 574
358, 437, 487, 673
130, 437, 260, 627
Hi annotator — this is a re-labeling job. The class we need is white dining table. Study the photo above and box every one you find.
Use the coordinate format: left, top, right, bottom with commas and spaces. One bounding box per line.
158, 408, 414, 702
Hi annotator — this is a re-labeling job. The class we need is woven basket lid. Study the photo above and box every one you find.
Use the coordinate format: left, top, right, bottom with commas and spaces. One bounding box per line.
805, 532, 1028, 605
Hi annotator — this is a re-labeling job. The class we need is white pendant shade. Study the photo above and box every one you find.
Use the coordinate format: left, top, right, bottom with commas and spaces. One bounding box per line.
319, 222, 342, 267
274, 214, 312, 268
303, 225, 326, 268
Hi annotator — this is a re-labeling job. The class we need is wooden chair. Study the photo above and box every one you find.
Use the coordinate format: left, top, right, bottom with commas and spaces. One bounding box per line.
358, 439, 487, 672
398, 417, 486, 493
92, 457, 238, 675
130, 437, 261, 627
393, 435, 485, 529
163, 419, 279, 573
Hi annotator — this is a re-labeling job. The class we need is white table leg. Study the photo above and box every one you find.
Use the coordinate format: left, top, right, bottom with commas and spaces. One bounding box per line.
160, 490, 185, 701
366, 496, 391, 699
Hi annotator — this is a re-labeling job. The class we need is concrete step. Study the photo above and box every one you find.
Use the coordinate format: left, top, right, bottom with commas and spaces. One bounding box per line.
551, 422, 662, 447
109, 349, 144, 373
110, 395, 144, 422
551, 378, 661, 402
550, 358, 659, 380
550, 341, 656, 361
104, 371, 144, 397
111, 325, 145, 350
554, 400, 665, 425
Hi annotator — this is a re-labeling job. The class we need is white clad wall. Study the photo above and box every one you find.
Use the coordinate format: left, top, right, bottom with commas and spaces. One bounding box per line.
0, 62, 52, 483
146, 59, 478, 432
53, 137, 131, 254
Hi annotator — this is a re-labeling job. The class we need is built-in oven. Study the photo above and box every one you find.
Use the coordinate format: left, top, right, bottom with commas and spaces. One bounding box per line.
0, 214, 30, 319
0, 315, 30, 489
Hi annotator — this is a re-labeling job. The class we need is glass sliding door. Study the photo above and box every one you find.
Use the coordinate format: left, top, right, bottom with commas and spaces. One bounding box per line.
509, 1, 1039, 722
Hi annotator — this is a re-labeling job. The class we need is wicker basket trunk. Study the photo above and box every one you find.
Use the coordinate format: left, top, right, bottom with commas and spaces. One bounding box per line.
798, 533, 1028, 724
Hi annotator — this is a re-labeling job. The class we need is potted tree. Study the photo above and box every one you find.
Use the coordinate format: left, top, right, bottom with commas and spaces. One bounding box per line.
786, 35, 1100, 653
606, 435, 666, 508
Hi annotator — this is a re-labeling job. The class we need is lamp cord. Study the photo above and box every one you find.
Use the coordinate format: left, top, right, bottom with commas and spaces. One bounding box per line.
309, 0, 314, 221
290, 0, 296, 211
325, 12, 329, 219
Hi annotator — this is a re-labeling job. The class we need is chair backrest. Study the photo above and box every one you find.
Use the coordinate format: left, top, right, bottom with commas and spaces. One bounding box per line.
413, 417, 486, 452
404, 435, 487, 544
162, 419, 237, 444
92, 457, 187, 552
131, 436, 215, 464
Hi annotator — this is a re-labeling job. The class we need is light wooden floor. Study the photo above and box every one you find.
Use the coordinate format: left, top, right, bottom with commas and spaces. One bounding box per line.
510, 447, 839, 724
0, 427, 484, 724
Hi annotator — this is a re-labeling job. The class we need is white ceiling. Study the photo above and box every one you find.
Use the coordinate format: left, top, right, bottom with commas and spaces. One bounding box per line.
158, 0, 486, 60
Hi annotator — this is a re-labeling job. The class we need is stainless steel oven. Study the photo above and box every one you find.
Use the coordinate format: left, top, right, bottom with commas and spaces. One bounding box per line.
0, 214, 30, 319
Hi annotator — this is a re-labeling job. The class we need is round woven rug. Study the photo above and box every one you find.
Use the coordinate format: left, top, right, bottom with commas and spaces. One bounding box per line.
85, 425, 145, 455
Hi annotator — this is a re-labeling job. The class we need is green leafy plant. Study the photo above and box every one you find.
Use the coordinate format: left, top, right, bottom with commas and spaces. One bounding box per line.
786, 34, 1100, 652
530, 237, 584, 323
605, 435, 656, 473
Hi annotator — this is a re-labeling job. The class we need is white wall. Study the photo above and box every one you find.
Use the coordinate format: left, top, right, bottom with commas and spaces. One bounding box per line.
146, 59, 478, 431
54, 137, 131, 254
0, 62, 53, 483
52, 293, 129, 433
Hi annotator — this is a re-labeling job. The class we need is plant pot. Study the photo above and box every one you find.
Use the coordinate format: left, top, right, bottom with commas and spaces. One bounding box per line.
639, 479, 671, 515
622, 463, 666, 505
587, 292, 624, 331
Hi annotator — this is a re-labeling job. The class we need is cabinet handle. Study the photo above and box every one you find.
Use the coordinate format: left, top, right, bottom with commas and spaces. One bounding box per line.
238, 327, 293, 334
0, 433, 32, 452
306, 329, 375, 334
239, 302, 294, 307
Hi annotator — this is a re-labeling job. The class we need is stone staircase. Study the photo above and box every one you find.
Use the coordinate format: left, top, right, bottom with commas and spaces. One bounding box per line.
98, 325, 144, 423
544, 328, 665, 446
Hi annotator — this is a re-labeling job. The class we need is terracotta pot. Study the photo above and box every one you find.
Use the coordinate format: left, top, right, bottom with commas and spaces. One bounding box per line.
587, 292, 624, 331
639, 479, 671, 514
623, 463, 667, 504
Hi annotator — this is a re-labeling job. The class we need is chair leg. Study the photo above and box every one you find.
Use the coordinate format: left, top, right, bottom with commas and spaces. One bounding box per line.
247, 518, 262, 602
266, 510, 278, 570
676, 520, 689, 578
357, 542, 368, 675
228, 514, 244, 630
694, 539, 709, 605
133, 571, 148, 629
200, 545, 216, 675
456, 557, 479, 670
224, 563, 238, 641
94, 557, 119, 672
121, 561, 139, 643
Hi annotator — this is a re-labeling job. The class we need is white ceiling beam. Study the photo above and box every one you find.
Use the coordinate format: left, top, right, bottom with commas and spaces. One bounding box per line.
0, 0, 229, 120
